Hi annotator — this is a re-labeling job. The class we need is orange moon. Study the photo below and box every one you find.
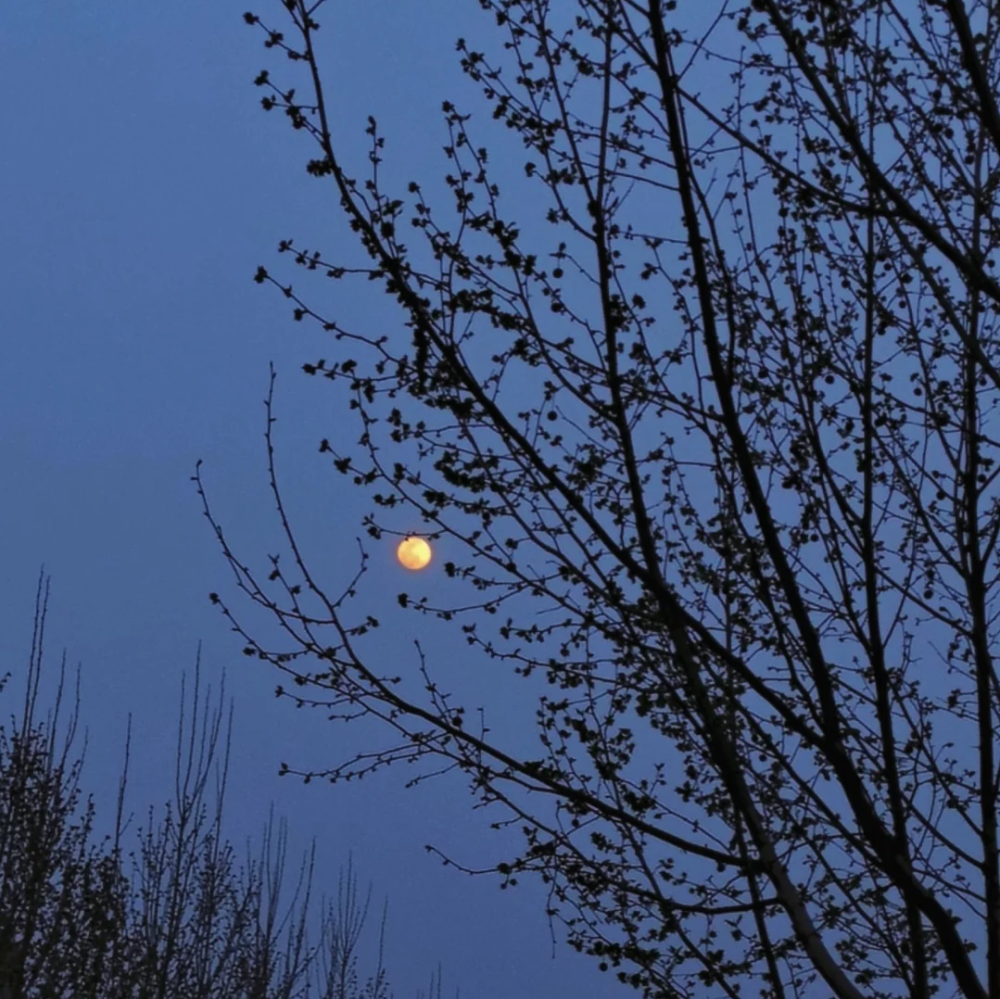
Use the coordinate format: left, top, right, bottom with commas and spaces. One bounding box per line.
397, 536, 432, 570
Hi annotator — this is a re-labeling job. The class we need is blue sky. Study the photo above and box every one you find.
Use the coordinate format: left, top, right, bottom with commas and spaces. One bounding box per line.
0, 2, 634, 996
7, 2, 987, 995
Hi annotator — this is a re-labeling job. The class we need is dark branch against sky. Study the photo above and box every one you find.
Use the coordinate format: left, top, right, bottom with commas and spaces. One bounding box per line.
7, 0, 1000, 996
0, 2, 629, 996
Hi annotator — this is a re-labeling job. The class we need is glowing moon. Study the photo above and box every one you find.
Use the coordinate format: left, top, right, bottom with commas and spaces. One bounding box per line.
397, 536, 432, 570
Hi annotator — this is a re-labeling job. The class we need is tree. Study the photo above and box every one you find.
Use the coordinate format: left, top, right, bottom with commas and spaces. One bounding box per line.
0, 574, 458, 998
203, 1, 1000, 996
0, 575, 133, 999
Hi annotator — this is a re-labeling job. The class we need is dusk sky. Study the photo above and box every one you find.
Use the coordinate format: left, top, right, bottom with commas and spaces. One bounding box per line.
8, 2, 988, 996
1, 2, 637, 996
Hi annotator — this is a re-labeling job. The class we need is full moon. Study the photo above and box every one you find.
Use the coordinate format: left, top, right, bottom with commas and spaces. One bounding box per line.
397, 536, 432, 570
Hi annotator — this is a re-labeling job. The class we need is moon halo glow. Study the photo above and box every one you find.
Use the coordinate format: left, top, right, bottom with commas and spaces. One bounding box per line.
396, 536, 432, 571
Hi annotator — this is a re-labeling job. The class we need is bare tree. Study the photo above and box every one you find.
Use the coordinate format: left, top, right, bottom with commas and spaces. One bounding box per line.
200, 0, 1000, 995
0, 574, 133, 999
0, 575, 457, 999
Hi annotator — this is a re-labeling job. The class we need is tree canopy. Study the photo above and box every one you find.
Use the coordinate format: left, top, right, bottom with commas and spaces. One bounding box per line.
205, 1, 1000, 996
0, 576, 454, 999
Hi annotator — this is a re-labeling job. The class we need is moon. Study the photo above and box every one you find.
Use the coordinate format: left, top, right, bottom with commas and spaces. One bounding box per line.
397, 536, 432, 570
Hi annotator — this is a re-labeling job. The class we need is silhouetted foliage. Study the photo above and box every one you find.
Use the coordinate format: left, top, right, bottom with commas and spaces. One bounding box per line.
206, 1, 1000, 996
0, 575, 458, 999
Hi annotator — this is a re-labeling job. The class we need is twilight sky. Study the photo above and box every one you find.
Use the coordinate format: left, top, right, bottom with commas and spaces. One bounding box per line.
0, 2, 637, 996
9, 2, 977, 995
